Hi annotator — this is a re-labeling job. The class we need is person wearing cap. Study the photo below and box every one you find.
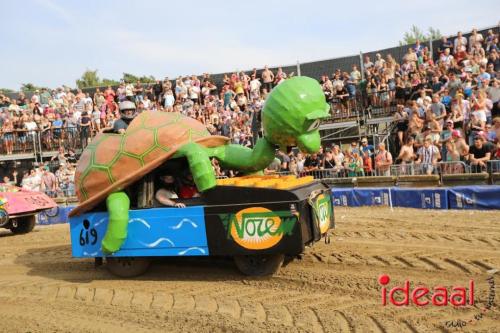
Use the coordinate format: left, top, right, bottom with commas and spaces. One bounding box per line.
360, 137, 374, 157
112, 101, 137, 134
440, 120, 454, 161
468, 135, 491, 173
374, 53, 385, 70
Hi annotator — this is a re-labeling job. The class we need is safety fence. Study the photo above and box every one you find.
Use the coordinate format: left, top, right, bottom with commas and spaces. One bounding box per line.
0, 126, 92, 160
261, 159, 500, 186
325, 89, 399, 124
331, 186, 500, 210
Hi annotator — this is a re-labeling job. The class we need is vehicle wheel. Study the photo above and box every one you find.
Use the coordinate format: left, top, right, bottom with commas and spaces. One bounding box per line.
234, 254, 285, 277
106, 257, 151, 278
44, 206, 59, 218
10, 215, 36, 234
0, 208, 9, 228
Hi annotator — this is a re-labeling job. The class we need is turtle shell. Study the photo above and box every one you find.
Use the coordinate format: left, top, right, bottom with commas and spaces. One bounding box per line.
70, 111, 228, 216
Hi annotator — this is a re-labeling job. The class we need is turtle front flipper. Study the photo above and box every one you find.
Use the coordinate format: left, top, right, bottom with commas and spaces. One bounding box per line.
102, 191, 130, 254
175, 142, 216, 192
206, 137, 276, 172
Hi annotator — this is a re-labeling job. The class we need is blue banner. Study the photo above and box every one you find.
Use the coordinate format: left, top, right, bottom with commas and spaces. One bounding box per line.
391, 188, 448, 209
448, 186, 500, 210
352, 188, 391, 207
37, 205, 75, 225
331, 188, 359, 207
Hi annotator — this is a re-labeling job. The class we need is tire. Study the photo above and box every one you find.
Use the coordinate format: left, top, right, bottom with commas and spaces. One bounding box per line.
10, 215, 36, 234
234, 254, 285, 277
106, 257, 151, 278
44, 206, 59, 218
0, 208, 9, 228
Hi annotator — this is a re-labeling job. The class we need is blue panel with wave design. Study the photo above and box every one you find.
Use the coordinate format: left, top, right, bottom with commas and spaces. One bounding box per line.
70, 207, 208, 257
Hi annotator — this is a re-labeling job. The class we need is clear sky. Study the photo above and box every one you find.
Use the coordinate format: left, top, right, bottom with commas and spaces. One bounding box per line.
1, 0, 499, 90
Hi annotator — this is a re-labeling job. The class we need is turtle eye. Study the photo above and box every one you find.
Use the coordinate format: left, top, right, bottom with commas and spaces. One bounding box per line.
307, 119, 320, 132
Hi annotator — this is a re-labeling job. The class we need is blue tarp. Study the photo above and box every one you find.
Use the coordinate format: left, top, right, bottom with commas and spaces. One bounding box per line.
390, 188, 449, 209
37, 205, 75, 225
448, 186, 500, 210
353, 188, 391, 207
331, 188, 358, 207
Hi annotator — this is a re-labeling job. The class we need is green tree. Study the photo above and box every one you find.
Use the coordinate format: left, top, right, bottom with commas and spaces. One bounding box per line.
122, 73, 156, 83
122, 73, 140, 83
20, 83, 44, 92
399, 25, 442, 45
101, 78, 120, 87
0, 88, 14, 94
139, 75, 156, 83
76, 69, 101, 89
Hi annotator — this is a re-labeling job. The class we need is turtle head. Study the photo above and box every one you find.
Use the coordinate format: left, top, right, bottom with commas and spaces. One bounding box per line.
262, 76, 329, 154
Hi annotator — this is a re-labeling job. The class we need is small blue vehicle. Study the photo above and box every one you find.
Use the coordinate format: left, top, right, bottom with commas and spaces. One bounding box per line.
70, 179, 334, 277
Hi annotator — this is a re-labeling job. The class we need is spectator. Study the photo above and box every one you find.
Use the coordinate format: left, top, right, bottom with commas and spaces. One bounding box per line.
360, 137, 374, 157
394, 104, 409, 145
374, 143, 392, 176
41, 166, 57, 197
261, 66, 274, 93
304, 153, 322, 172
362, 150, 373, 176
469, 135, 491, 172
416, 137, 440, 175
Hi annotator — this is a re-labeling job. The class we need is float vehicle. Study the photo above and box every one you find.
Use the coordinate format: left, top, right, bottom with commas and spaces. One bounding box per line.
68, 76, 335, 277
0, 184, 58, 234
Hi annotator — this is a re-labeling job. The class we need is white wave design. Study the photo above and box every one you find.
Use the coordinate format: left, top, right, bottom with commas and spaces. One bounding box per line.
177, 247, 206, 255
129, 218, 151, 229
93, 217, 107, 227
139, 237, 175, 248
169, 218, 198, 230
83, 251, 98, 256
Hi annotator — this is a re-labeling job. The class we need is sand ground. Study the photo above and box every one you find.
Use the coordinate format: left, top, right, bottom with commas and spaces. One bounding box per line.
0, 207, 498, 333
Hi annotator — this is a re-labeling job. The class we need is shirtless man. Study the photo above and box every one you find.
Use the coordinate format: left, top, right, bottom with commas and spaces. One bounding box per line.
396, 137, 416, 174
261, 65, 275, 93
452, 130, 469, 161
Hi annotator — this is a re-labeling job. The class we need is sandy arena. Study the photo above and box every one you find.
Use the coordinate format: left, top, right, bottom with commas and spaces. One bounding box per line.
0, 207, 498, 333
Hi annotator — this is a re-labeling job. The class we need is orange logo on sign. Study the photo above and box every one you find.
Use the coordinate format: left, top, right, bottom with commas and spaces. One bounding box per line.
231, 207, 283, 250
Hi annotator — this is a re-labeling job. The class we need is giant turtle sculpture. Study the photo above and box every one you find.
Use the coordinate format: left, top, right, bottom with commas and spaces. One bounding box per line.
70, 76, 330, 254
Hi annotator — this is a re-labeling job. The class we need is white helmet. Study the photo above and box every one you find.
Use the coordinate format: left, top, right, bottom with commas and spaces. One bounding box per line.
119, 101, 137, 120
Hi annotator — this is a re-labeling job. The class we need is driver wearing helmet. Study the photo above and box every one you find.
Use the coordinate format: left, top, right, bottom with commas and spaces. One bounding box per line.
113, 101, 137, 134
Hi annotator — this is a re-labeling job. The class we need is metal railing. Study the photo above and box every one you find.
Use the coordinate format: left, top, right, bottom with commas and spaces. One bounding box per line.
390, 161, 470, 176
0, 127, 92, 160
488, 160, 500, 173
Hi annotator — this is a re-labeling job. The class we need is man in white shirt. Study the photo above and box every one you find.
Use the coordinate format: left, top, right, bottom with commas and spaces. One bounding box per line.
454, 31, 467, 53
250, 75, 261, 99
416, 137, 440, 175
374, 53, 386, 70
469, 28, 484, 52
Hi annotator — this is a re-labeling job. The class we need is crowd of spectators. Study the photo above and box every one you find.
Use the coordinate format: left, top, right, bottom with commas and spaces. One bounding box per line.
2, 153, 76, 198
0, 27, 499, 195
315, 28, 499, 176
